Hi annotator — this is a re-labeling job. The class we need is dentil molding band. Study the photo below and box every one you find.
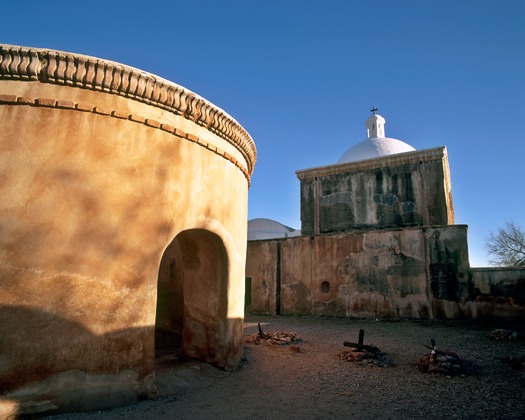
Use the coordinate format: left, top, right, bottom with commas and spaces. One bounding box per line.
0, 93, 252, 184
0, 44, 256, 177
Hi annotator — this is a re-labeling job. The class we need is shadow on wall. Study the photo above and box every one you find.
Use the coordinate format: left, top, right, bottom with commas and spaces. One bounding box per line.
0, 229, 242, 418
0, 304, 244, 418
0, 305, 155, 417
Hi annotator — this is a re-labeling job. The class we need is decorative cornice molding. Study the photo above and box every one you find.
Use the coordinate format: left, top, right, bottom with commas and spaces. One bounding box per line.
296, 147, 448, 180
0, 93, 251, 185
0, 44, 256, 176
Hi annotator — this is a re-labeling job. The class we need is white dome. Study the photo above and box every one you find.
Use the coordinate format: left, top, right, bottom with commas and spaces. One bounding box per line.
337, 137, 415, 163
337, 111, 415, 164
248, 218, 301, 240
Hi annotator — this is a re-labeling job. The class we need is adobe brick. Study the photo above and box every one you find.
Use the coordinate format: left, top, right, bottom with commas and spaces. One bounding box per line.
56, 100, 75, 109
0, 94, 17, 103
112, 110, 128, 119
36, 98, 56, 107
17, 96, 35, 105
145, 118, 161, 128
94, 106, 111, 115
160, 123, 175, 133
76, 103, 94, 112
129, 114, 146, 123
174, 128, 186, 138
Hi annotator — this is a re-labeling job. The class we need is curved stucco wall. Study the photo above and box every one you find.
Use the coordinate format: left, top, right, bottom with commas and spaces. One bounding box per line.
0, 44, 256, 417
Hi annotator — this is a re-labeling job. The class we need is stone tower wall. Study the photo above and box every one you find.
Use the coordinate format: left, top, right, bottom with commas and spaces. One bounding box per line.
297, 147, 454, 235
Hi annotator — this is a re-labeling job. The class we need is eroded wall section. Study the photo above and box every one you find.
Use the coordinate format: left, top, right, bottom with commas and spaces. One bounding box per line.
246, 226, 474, 319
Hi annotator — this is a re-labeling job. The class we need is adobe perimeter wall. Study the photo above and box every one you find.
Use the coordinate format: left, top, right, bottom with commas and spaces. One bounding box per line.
0, 45, 256, 418
246, 229, 525, 322
246, 225, 471, 318
466, 267, 525, 320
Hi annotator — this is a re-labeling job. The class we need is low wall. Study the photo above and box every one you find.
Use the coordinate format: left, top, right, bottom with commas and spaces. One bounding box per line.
463, 267, 525, 320
246, 225, 471, 319
246, 228, 525, 321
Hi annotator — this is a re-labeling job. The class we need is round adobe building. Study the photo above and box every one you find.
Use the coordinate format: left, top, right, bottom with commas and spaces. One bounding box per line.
0, 44, 256, 417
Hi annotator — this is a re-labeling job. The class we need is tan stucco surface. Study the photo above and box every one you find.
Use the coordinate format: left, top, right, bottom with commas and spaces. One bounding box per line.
245, 241, 279, 315
0, 44, 255, 417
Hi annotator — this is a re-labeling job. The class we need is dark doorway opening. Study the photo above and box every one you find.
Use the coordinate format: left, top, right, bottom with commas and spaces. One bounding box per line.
155, 229, 228, 364
245, 277, 252, 308
155, 236, 184, 360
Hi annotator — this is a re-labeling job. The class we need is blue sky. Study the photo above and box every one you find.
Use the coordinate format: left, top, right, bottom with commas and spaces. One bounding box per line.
2, 0, 524, 266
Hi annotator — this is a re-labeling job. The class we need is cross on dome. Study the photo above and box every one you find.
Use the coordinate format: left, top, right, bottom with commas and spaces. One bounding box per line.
370, 107, 378, 115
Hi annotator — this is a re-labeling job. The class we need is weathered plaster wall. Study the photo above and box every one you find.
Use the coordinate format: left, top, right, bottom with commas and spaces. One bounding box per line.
297, 148, 454, 235
464, 267, 525, 320
246, 226, 469, 319
244, 241, 278, 315
247, 228, 525, 321
427, 227, 472, 318
0, 45, 256, 418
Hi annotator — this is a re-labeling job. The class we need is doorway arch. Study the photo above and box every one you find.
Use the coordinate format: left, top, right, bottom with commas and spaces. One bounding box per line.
155, 229, 228, 364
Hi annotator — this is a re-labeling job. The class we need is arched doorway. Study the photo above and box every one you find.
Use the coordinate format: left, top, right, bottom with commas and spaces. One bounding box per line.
155, 229, 228, 364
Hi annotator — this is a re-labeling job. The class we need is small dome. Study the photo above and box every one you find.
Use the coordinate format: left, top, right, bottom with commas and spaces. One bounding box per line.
248, 218, 301, 240
337, 111, 415, 164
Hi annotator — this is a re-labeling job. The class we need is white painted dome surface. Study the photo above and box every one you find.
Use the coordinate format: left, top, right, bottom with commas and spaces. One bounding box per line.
337, 112, 415, 164
248, 218, 301, 240
337, 137, 415, 163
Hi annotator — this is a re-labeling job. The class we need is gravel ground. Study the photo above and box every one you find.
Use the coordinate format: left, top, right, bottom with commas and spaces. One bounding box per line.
49, 315, 525, 420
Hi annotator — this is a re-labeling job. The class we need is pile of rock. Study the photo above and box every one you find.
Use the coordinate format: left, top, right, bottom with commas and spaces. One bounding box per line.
490, 329, 521, 341
338, 345, 394, 367
245, 330, 302, 346
417, 346, 473, 375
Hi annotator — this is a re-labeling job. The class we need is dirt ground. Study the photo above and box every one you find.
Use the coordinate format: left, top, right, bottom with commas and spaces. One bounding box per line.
50, 315, 525, 419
